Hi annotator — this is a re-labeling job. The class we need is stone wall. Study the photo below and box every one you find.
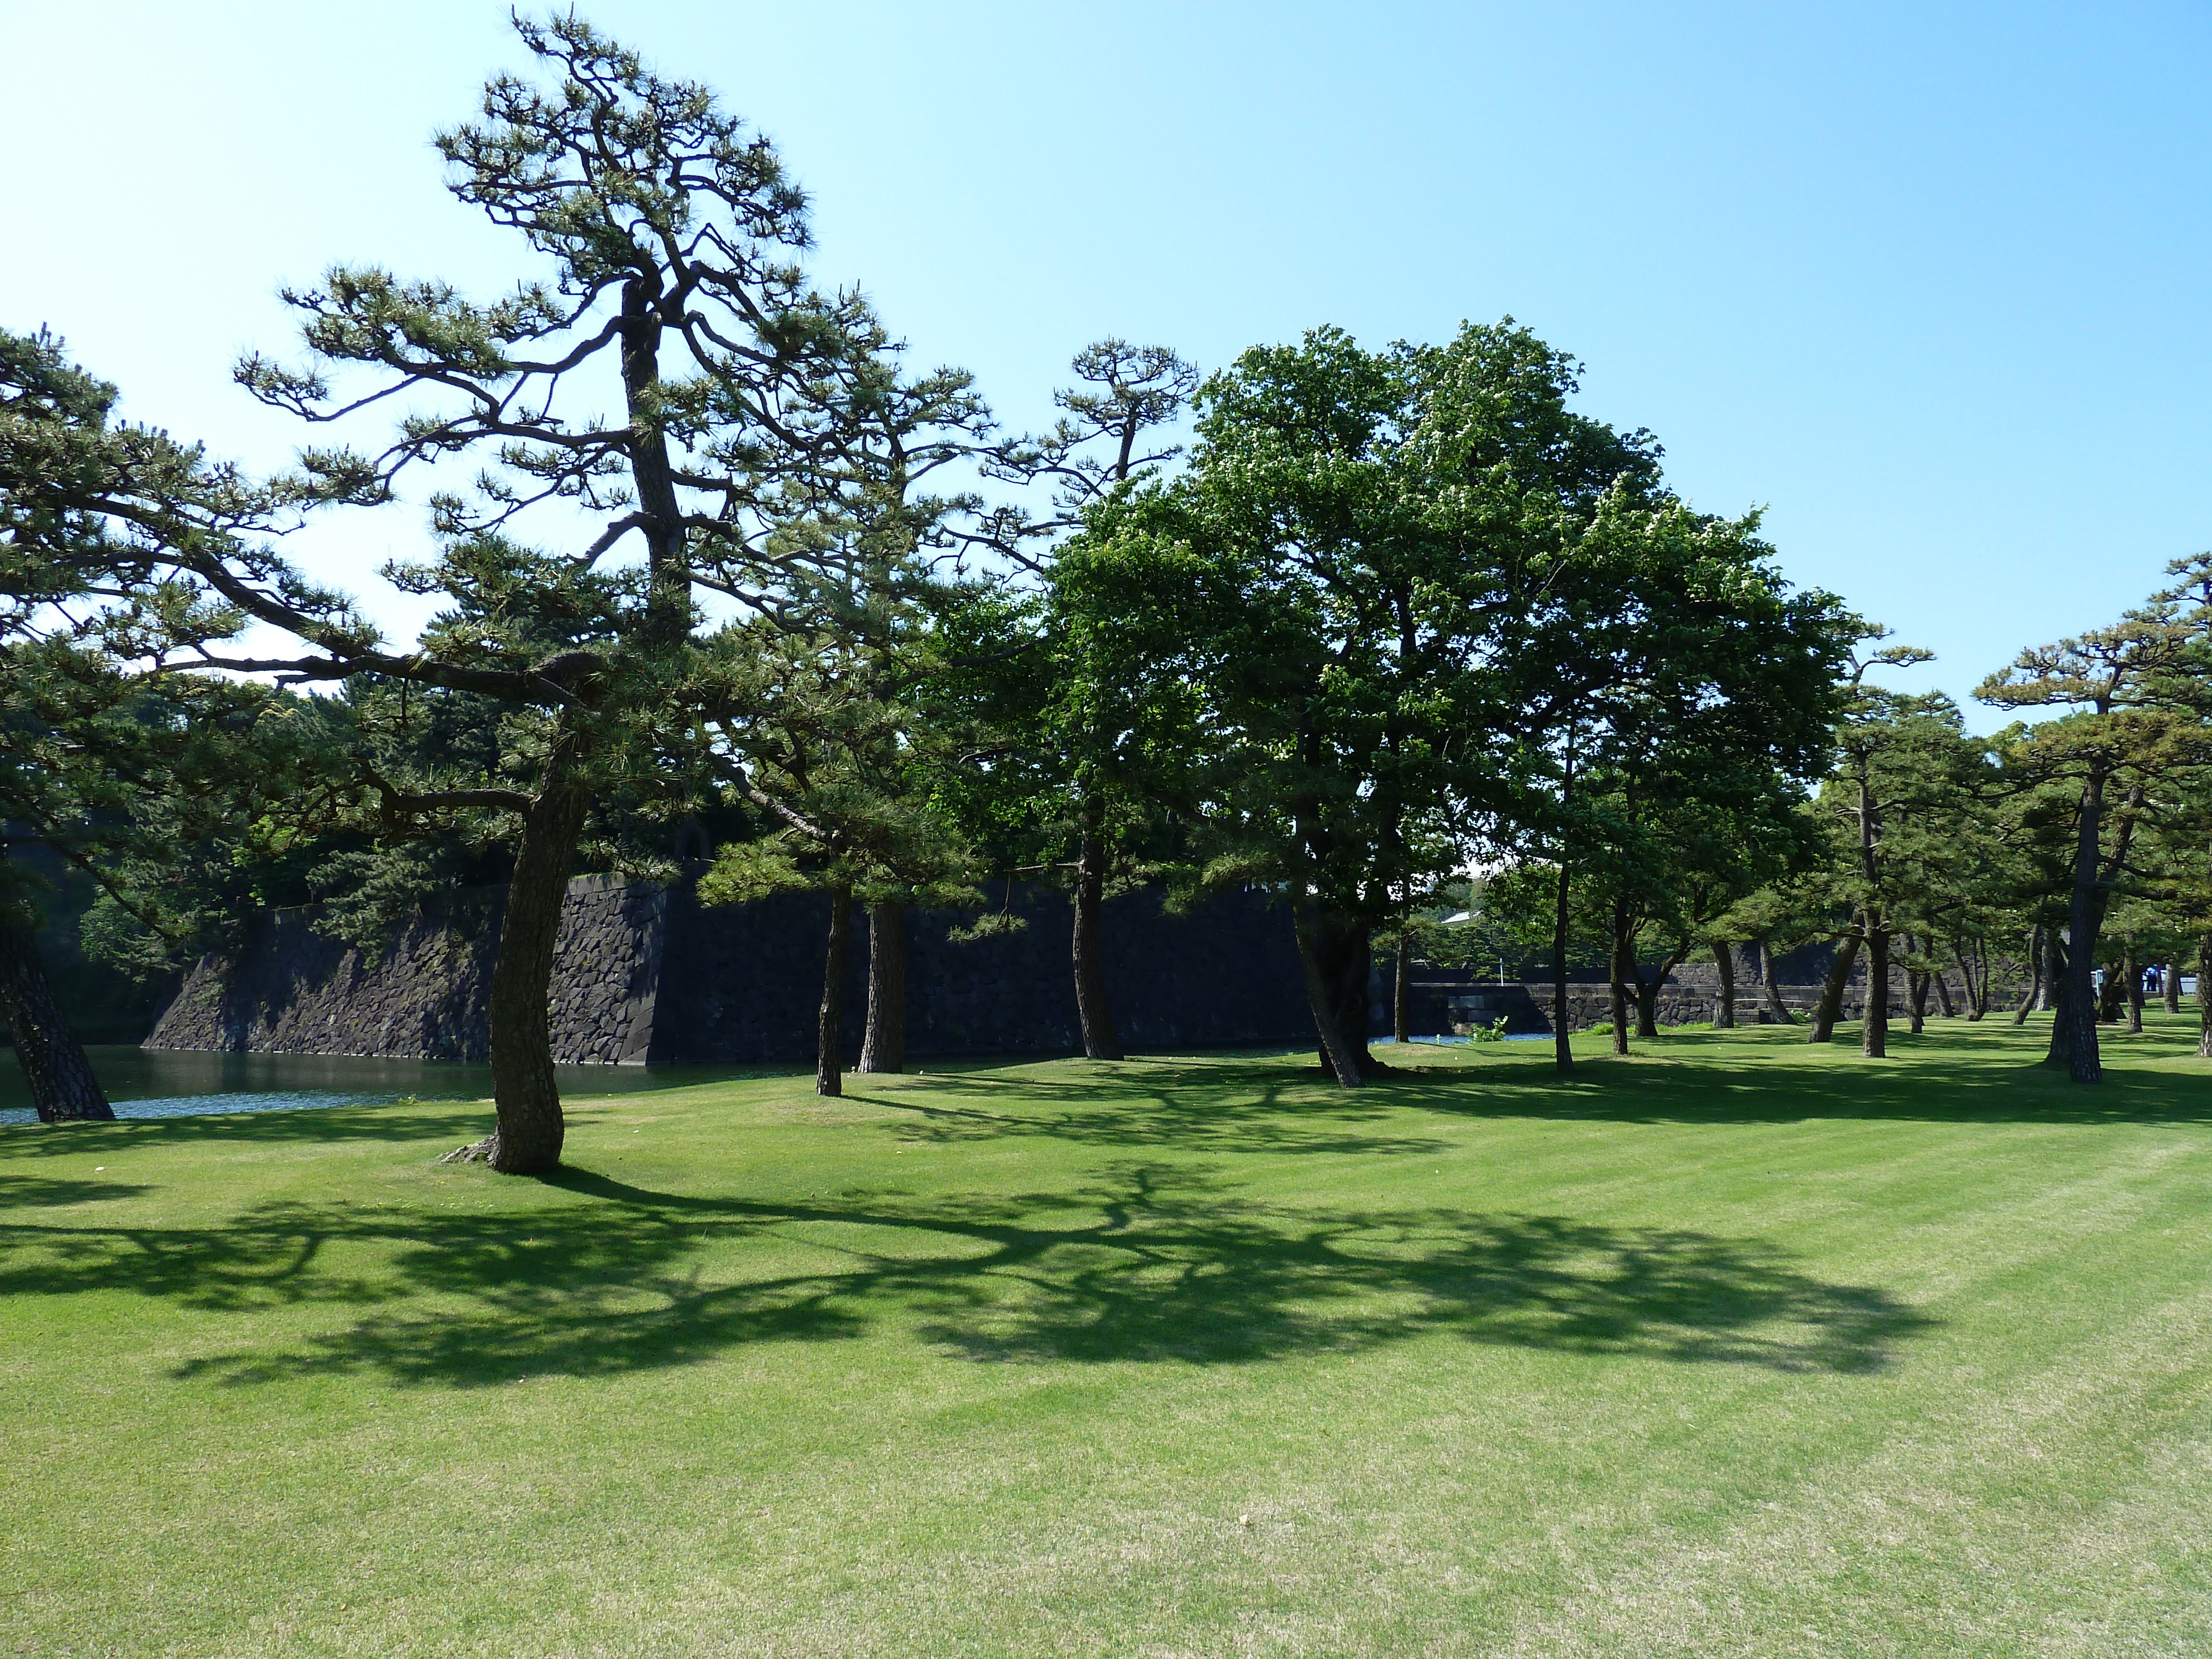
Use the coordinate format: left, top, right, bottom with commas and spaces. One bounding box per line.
145, 874, 1313, 1065
148, 893, 499, 1061
145, 875, 669, 1064
145, 881, 2038, 1066
1405, 942, 2031, 1037
656, 880, 1312, 1063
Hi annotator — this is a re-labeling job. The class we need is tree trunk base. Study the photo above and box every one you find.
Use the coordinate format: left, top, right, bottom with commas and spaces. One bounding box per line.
0, 899, 114, 1124
858, 900, 907, 1074
1072, 827, 1124, 1062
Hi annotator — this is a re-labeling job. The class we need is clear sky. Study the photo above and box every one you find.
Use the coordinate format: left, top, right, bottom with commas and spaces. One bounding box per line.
6, 2, 2208, 723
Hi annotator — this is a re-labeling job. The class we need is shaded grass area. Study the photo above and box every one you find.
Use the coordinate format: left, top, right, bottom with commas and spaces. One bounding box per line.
4, 1016, 2211, 1656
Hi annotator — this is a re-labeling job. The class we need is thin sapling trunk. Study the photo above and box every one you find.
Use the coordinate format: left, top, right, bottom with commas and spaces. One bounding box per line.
1392, 927, 1411, 1044
1608, 898, 1631, 1055
1552, 859, 1573, 1072
1953, 940, 1984, 1021
1903, 933, 1928, 1035
2097, 958, 2127, 1024
2013, 924, 2042, 1026
2047, 933, 2077, 1068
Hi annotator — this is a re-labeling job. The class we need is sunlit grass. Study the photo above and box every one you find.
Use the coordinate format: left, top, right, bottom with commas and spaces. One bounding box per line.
5, 1015, 2210, 1656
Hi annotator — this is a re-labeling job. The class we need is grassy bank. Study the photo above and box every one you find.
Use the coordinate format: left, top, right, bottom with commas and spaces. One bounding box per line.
5, 1016, 2210, 1656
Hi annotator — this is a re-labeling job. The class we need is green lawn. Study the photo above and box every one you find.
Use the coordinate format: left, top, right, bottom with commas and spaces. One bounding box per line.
6, 1018, 2211, 1657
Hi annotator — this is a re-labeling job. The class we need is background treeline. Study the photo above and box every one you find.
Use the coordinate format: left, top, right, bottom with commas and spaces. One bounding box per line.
5, 15, 2209, 1162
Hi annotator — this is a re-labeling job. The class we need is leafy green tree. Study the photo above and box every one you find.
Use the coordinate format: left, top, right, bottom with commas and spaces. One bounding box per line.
1802, 664, 1995, 1056
1587, 789, 1809, 1050
1502, 496, 1854, 1067
1129, 326, 1497, 1086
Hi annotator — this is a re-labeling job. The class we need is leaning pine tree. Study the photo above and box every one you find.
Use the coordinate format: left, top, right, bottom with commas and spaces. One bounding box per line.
72, 14, 859, 1171
1977, 596, 2208, 1084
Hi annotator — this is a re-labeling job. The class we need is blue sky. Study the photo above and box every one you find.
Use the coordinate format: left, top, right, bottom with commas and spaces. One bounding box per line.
5, 2, 2208, 724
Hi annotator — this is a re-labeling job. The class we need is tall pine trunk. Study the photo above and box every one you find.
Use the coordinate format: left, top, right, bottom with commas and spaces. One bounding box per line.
1291, 897, 1366, 1089
1863, 927, 1890, 1057
1316, 913, 1378, 1076
1712, 941, 1736, 1029
858, 899, 906, 1074
2164, 963, 2183, 1015
0, 900, 112, 1123
1809, 924, 1863, 1044
1392, 927, 1412, 1044
816, 884, 853, 1097
482, 749, 590, 1176
2051, 769, 2106, 1082
1071, 819, 1122, 1061
2124, 939, 2144, 1035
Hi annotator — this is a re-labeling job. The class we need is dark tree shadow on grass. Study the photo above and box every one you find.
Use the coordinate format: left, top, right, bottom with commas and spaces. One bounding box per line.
1381, 1029, 2212, 1129
0, 1172, 157, 1207
1, 1161, 1929, 1387
853, 1025, 2212, 1146
0, 1103, 502, 1160
851, 1076, 1452, 1159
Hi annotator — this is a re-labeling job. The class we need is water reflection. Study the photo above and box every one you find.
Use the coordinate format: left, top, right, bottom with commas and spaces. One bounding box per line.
0, 1046, 775, 1127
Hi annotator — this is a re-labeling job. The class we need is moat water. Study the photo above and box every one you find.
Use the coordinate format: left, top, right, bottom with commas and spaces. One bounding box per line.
0, 1037, 1553, 1126
0, 1046, 763, 1128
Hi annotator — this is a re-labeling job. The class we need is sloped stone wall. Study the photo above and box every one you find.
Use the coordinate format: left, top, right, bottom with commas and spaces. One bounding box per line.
146, 875, 666, 1064
144, 875, 1314, 1065
147, 895, 500, 1060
